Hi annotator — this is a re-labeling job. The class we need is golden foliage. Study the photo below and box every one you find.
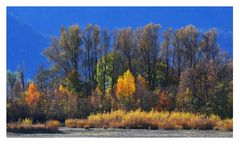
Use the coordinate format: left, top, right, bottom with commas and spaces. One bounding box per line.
65, 119, 77, 128
215, 119, 233, 131
26, 82, 40, 106
82, 110, 230, 130
154, 89, 171, 111
46, 120, 60, 128
7, 123, 60, 133
65, 119, 89, 128
90, 86, 103, 106
88, 110, 125, 128
21, 118, 32, 126
76, 120, 89, 128
116, 70, 136, 100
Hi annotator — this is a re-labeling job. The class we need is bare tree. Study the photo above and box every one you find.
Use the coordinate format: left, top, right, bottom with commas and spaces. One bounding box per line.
136, 23, 161, 90
114, 27, 136, 72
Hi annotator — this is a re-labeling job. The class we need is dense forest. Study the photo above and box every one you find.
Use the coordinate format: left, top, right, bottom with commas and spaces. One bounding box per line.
7, 23, 233, 123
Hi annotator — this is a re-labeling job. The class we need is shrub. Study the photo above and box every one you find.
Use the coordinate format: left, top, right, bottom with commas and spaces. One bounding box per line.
21, 118, 32, 126
88, 113, 104, 128
76, 120, 89, 128
88, 110, 125, 128
159, 120, 179, 130
215, 119, 233, 131
46, 120, 60, 128
65, 119, 89, 128
65, 119, 77, 128
147, 110, 169, 129
122, 110, 150, 129
63, 110, 231, 131
188, 115, 213, 130
165, 112, 191, 129
7, 123, 59, 133
208, 114, 221, 127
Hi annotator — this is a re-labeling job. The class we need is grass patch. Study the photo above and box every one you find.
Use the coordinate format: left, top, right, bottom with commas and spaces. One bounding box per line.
7, 119, 61, 133
65, 119, 77, 128
65, 119, 89, 128
64, 110, 232, 131
88, 110, 125, 128
21, 118, 32, 126
46, 120, 61, 128
215, 119, 233, 131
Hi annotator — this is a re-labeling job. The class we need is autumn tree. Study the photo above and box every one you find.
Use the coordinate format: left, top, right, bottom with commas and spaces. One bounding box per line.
60, 25, 83, 74
26, 82, 40, 106
201, 28, 219, 61
83, 24, 93, 82
176, 69, 193, 111
135, 75, 156, 111
154, 89, 171, 111
135, 75, 147, 109
43, 25, 83, 118
116, 70, 136, 110
161, 28, 173, 87
90, 86, 103, 112
209, 82, 230, 118
82, 24, 101, 90
43, 25, 83, 75
172, 29, 185, 80
92, 25, 100, 87
208, 59, 233, 118
82, 24, 100, 88
35, 65, 61, 120
176, 87, 192, 112
198, 29, 220, 108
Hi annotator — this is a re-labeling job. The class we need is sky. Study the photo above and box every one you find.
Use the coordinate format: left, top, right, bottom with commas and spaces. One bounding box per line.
7, 7, 233, 80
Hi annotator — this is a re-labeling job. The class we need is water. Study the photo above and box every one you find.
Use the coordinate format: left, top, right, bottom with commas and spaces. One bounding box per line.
7, 127, 233, 137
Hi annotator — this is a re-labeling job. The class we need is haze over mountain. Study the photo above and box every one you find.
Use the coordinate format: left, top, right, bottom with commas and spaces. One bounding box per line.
7, 7, 233, 79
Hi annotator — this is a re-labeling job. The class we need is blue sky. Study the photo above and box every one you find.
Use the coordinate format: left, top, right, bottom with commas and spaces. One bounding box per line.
7, 7, 233, 79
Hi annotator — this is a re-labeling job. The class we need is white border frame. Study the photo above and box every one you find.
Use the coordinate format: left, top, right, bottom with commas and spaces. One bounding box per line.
0, 0, 239, 144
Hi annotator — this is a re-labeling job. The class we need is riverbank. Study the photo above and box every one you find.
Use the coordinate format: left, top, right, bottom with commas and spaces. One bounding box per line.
7, 127, 233, 137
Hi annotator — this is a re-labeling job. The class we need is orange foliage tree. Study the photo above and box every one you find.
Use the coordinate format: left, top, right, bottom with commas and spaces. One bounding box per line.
116, 70, 136, 110
134, 75, 148, 109
26, 82, 40, 106
154, 89, 171, 111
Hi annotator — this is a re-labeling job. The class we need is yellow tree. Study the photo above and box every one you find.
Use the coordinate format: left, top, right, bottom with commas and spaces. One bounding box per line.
116, 70, 136, 110
26, 82, 40, 106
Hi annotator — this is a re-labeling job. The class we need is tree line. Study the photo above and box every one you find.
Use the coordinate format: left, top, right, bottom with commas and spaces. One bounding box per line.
7, 23, 233, 122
